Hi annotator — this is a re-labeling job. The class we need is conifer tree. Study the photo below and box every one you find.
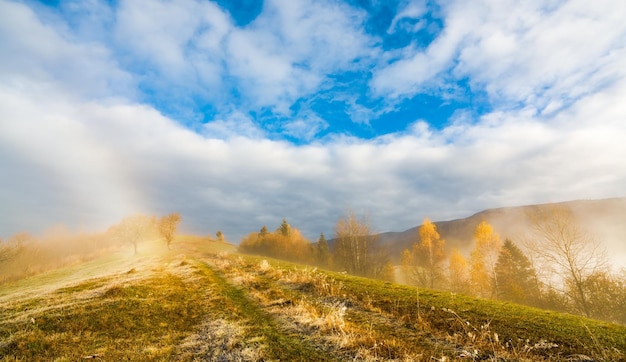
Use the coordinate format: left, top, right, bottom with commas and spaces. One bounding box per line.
495, 239, 541, 305
317, 233, 330, 267
278, 218, 291, 237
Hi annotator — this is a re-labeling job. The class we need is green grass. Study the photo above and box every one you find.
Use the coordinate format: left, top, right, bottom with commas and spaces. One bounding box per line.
1, 264, 213, 360
195, 261, 336, 361
329, 272, 626, 359
1, 237, 625, 361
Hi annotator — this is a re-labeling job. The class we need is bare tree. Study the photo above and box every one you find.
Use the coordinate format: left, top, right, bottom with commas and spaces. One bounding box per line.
158, 213, 181, 249
526, 206, 607, 317
112, 214, 155, 255
332, 210, 390, 279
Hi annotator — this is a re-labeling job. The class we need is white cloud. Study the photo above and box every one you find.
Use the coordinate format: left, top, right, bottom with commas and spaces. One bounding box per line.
282, 111, 329, 141
203, 111, 266, 140
372, 0, 626, 112
2, 76, 626, 253
111, 0, 234, 110
1, 0, 626, 272
224, 0, 374, 112
388, 0, 428, 33
0, 0, 134, 100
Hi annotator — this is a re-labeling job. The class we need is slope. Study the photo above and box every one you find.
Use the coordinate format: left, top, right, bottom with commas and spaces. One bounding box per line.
1, 236, 625, 361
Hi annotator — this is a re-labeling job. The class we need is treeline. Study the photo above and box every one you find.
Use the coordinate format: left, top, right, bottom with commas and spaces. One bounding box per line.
400, 208, 626, 325
238, 207, 626, 325
0, 212, 182, 283
239, 211, 394, 280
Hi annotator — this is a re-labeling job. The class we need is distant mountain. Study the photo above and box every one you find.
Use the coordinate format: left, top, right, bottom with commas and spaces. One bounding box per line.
379, 197, 626, 267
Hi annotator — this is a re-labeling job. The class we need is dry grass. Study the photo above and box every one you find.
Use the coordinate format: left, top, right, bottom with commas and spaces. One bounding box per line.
2, 240, 625, 361
175, 319, 263, 361
203, 254, 626, 361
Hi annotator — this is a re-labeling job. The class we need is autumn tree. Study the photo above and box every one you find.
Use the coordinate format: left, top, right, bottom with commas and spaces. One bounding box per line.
332, 210, 389, 279
526, 206, 607, 317
0, 237, 21, 263
402, 218, 446, 288
469, 221, 502, 298
582, 270, 626, 323
448, 248, 470, 294
158, 213, 181, 249
216, 230, 224, 242
239, 219, 312, 263
0, 238, 7, 263
582, 270, 626, 324
495, 239, 541, 306
111, 214, 155, 255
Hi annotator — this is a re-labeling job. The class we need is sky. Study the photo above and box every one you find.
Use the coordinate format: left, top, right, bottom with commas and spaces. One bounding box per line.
1, 0, 626, 246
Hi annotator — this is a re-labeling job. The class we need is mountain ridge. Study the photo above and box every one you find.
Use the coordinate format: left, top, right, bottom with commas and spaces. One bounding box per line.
377, 197, 626, 267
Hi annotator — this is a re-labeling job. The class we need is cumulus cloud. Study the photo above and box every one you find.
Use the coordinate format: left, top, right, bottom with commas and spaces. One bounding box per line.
1, 0, 626, 272
388, 0, 428, 33
0, 0, 134, 100
202, 110, 266, 140
2, 80, 625, 246
372, 0, 626, 112
224, 0, 374, 112
282, 111, 329, 141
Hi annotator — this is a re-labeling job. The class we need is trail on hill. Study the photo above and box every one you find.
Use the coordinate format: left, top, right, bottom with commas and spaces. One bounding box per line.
2, 244, 625, 361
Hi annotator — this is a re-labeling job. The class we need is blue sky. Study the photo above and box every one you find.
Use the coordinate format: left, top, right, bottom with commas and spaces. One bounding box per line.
31, 0, 480, 142
2, 0, 626, 263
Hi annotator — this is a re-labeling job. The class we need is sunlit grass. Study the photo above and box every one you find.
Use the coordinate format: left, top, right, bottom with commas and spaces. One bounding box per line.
2, 237, 625, 361
205, 254, 626, 361
0, 261, 212, 360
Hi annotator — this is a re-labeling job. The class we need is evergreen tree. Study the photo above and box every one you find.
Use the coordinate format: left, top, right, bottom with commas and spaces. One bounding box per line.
278, 218, 291, 237
316, 233, 331, 267
216, 230, 224, 242
495, 239, 541, 306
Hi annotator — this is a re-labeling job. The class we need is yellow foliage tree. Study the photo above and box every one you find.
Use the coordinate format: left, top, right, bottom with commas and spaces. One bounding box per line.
470, 221, 502, 298
402, 218, 446, 288
448, 248, 469, 294
239, 220, 312, 263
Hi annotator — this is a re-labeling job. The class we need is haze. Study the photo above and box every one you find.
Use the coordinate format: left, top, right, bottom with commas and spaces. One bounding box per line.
1, 0, 625, 254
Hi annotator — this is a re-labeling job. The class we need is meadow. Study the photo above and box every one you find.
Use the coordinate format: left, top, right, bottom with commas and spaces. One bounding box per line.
1, 236, 625, 361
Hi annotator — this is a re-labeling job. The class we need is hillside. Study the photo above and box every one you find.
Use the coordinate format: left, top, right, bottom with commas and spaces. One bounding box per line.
379, 197, 626, 265
1, 236, 625, 361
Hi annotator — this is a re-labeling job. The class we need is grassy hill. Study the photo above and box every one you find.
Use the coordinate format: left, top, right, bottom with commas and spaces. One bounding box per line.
1, 236, 625, 361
